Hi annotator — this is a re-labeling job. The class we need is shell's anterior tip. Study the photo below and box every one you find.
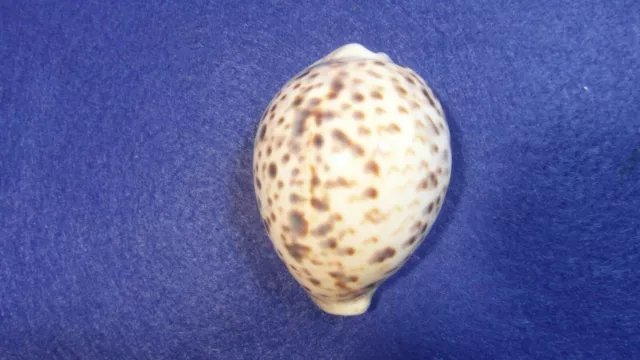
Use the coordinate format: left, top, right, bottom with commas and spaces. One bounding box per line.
316, 43, 392, 64
310, 292, 374, 316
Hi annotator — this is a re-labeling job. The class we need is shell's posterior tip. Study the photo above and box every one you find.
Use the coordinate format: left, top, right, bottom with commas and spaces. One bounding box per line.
310, 292, 374, 316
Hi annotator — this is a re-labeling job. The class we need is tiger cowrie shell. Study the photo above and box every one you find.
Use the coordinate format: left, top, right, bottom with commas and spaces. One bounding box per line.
253, 43, 451, 316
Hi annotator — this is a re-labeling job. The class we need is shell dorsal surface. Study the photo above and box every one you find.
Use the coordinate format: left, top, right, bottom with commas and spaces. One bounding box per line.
253, 43, 451, 315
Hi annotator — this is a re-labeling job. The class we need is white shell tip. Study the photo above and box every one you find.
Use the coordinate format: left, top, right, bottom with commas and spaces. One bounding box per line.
310, 291, 375, 316
317, 43, 392, 64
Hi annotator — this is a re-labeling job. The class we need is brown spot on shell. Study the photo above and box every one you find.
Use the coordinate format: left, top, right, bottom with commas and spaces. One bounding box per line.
369, 247, 396, 264
353, 111, 365, 120
422, 88, 436, 108
268, 163, 277, 178
325, 177, 357, 188
366, 70, 382, 79
364, 236, 379, 244
312, 109, 334, 126
255, 178, 262, 189
331, 78, 345, 94
309, 97, 321, 106
405, 236, 418, 246
293, 109, 311, 135
286, 243, 310, 263
313, 134, 324, 148
259, 125, 267, 141
309, 278, 321, 286
290, 193, 303, 204
378, 123, 401, 134
430, 172, 438, 187
321, 238, 338, 249
371, 91, 383, 100
358, 126, 372, 136
295, 69, 311, 80
405, 75, 416, 85
398, 106, 408, 114
364, 187, 378, 199
353, 93, 364, 102
310, 167, 321, 188
364, 209, 388, 224
365, 161, 380, 176
311, 197, 329, 211
375, 107, 386, 114
292, 95, 304, 107
336, 282, 352, 290
337, 247, 356, 256
289, 211, 308, 236
332, 129, 364, 156
425, 202, 435, 214
312, 223, 333, 237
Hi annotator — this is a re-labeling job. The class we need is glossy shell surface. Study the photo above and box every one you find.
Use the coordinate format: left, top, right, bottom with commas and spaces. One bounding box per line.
253, 44, 451, 315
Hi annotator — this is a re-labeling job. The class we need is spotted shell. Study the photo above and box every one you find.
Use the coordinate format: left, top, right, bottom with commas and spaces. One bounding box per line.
253, 44, 451, 316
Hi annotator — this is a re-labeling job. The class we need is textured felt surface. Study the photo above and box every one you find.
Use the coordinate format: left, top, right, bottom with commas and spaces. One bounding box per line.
1, 0, 639, 359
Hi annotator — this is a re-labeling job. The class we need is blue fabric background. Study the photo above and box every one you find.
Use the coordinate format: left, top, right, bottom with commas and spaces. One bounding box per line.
1, 1, 639, 359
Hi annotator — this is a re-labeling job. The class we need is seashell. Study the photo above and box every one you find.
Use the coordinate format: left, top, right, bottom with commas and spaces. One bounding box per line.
252, 43, 451, 316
